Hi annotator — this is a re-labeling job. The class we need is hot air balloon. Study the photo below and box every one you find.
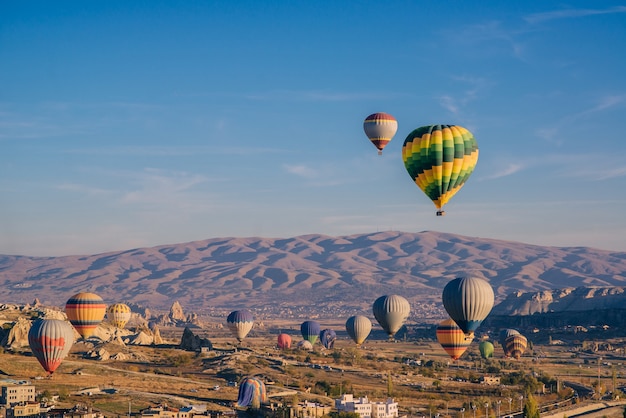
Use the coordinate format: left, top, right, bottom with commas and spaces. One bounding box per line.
65, 292, 107, 339
436, 319, 473, 361
28, 319, 75, 375
372, 295, 411, 340
402, 124, 479, 216
277, 333, 292, 350
345, 315, 372, 346
237, 377, 267, 408
227, 310, 254, 343
479, 341, 495, 359
442, 277, 494, 336
300, 320, 320, 345
363, 112, 398, 155
107, 303, 132, 329
504, 334, 527, 359
499, 329, 521, 350
319, 329, 337, 349
296, 340, 313, 351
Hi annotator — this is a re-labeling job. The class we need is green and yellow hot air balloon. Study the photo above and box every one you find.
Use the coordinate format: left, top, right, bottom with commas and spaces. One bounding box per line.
402, 124, 478, 216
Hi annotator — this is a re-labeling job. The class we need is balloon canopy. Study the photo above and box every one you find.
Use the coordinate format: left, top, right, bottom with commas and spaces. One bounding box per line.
28, 319, 75, 374
65, 292, 107, 339
107, 303, 132, 329
277, 333, 292, 349
363, 112, 398, 155
442, 277, 494, 335
319, 329, 337, 349
372, 295, 410, 339
345, 315, 372, 346
436, 318, 473, 361
479, 341, 495, 359
402, 124, 478, 215
227, 310, 254, 342
300, 320, 321, 345
237, 377, 267, 408
505, 334, 528, 359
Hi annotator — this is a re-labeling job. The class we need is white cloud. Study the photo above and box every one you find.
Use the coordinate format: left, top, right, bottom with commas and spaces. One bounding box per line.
480, 163, 525, 181
283, 164, 318, 179
525, 6, 626, 24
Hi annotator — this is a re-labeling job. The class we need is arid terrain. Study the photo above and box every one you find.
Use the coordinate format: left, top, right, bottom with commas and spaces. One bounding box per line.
3, 304, 626, 418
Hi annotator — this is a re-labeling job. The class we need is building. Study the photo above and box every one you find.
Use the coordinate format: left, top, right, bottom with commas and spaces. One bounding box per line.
335, 394, 399, 418
0, 380, 36, 407
479, 376, 501, 385
5, 402, 40, 418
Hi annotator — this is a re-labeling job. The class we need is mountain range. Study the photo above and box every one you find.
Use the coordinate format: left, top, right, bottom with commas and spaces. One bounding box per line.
1, 231, 625, 314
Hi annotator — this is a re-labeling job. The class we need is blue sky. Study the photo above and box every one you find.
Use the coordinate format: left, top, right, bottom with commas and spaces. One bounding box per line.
2, 1, 626, 256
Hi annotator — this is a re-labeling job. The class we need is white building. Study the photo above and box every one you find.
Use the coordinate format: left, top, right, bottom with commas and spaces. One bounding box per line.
335, 394, 399, 418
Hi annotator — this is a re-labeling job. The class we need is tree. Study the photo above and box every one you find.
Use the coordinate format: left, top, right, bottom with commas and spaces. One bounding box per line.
523, 393, 540, 418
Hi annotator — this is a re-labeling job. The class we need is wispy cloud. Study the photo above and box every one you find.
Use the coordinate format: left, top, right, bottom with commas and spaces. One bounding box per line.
437, 75, 494, 115
283, 164, 319, 179
525, 6, 626, 24
480, 163, 526, 181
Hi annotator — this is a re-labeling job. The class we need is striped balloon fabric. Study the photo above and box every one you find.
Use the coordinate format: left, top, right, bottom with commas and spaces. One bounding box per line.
505, 334, 528, 359
372, 294, 411, 339
226, 309, 254, 342
345, 315, 372, 346
28, 318, 75, 374
363, 112, 398, 155
442, 277, 494, 336
65, 292, 107, 339
402, 124, 478, 213
107, 303, 132, 329
436, 319, 473, 360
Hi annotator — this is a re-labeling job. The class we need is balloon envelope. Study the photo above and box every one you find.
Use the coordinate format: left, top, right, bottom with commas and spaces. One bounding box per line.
107, 303, 131, 329
372, 295, 410, 339
319, 329, 337, 349
436, 319, 473, 360
505, 334, 528, 359
227, 310, 254, 342
28, 319, 75, 374
499, 329, 521, 349
479, 341, 495, 359
363, 112, 398, 154
300, 320, 321, 345
237, 377, 267, 408
402, 124, 478, 211
442, 277, 494, 335
345, 315, 372, 346
296, 340, 313, 351
65, 292, 107, 339
277, 333, 292, 349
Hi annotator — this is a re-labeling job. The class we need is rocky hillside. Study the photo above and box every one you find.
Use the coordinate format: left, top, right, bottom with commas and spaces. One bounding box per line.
0, 231, 625, 312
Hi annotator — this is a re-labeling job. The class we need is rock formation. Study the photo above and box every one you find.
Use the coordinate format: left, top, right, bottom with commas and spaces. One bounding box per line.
180, 327, 212, 351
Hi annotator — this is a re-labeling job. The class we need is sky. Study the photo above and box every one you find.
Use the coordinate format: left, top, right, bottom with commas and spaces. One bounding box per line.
1, 1, 626, 257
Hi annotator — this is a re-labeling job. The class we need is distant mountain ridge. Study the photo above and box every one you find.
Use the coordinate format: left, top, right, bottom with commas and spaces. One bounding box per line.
1, 231, 625, 312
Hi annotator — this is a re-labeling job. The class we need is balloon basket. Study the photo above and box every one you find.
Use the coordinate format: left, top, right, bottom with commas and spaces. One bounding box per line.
378, 150, 382, 155
436, 210, 446, 216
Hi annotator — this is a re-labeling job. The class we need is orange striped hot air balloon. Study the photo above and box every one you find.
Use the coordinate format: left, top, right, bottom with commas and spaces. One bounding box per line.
363, 112, 398, 155
436, 318, 473, 360
65, 292, 106, 339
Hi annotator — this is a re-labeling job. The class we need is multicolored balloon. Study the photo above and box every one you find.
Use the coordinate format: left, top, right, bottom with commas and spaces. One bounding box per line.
319, 329, 337, 349
227, 310, 254, 342
237, 376, 267, 408
277, 333, 292, 349
107, 303, 132, 329
28, 319, 75, 375
345, 315, 372, 346
479, 341, 495, 359
373, 295, 411, 340
65, 292, 106, 339
402, 124, 478, 215
504, 333, 528, 359
436, 318, 473, 361
363, 112, 398, 155
300, 320, 321, 345
442, 277, 494, 336
499, 329, 521, 349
